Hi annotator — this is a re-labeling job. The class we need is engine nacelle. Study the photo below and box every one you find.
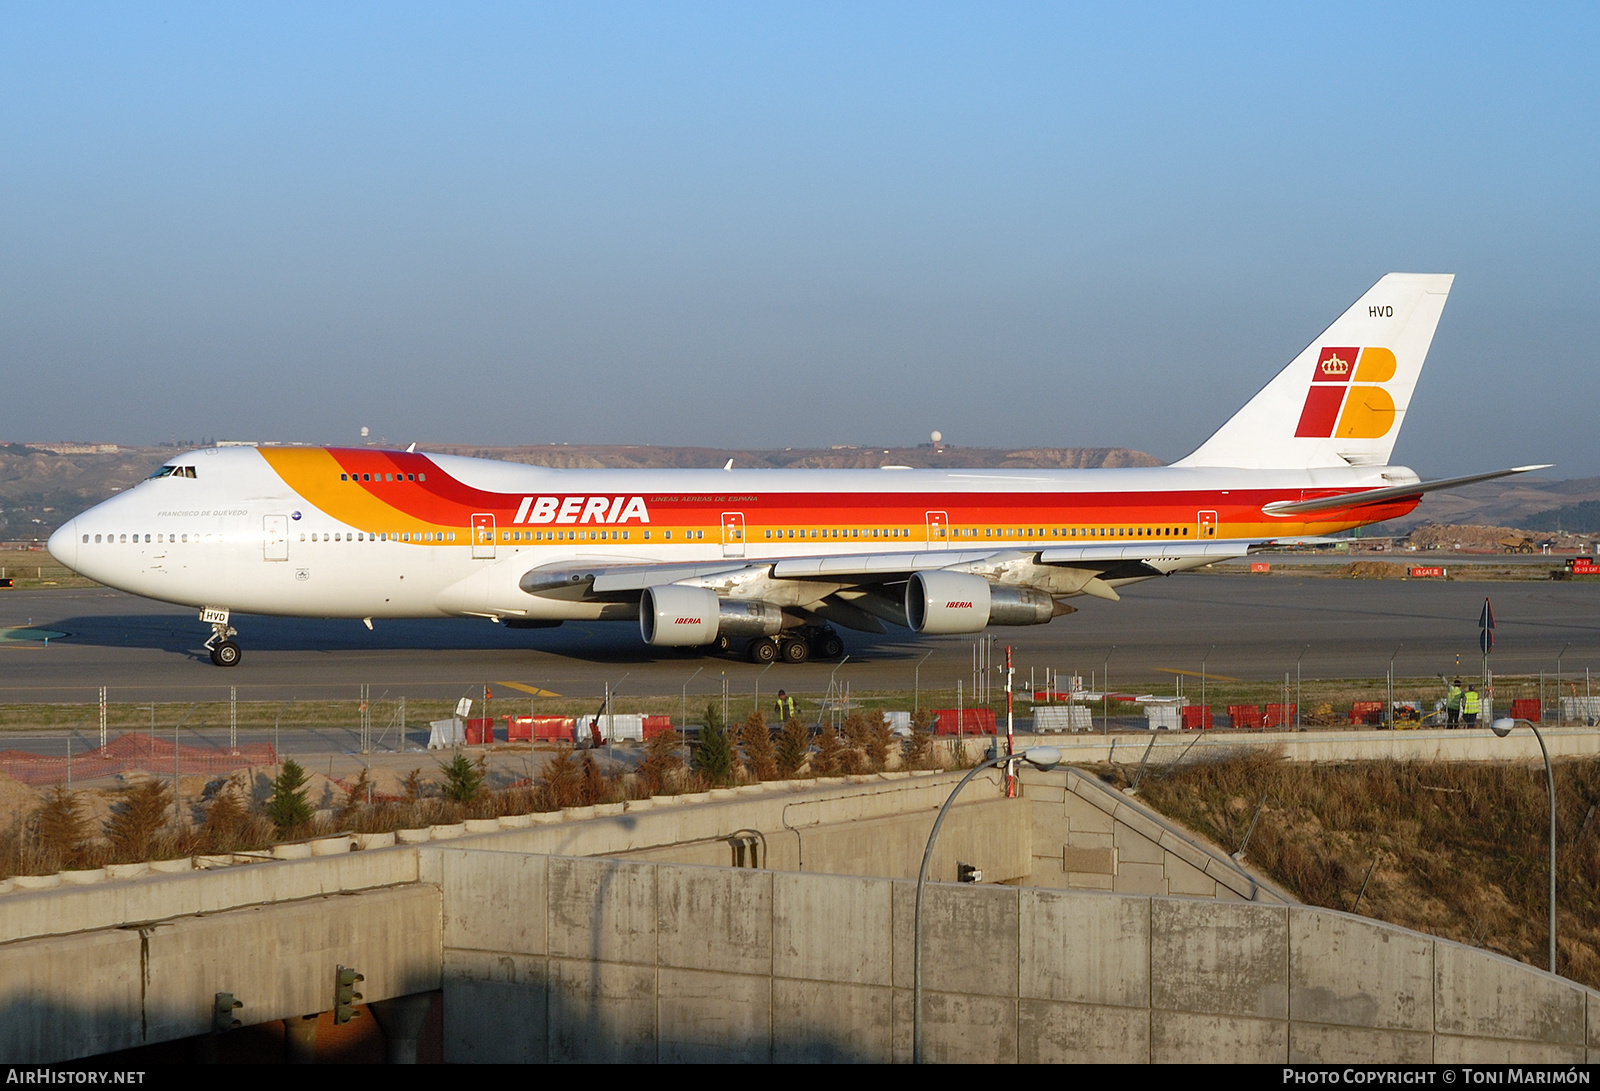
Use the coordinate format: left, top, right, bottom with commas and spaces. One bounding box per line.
906, 571, 1057, 633
639, 585, 783, 646
906, 571, 991, 634
988, 585, 1057, 626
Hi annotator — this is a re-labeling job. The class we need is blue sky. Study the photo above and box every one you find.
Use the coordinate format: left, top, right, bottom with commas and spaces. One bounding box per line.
2, 3, 1595, 475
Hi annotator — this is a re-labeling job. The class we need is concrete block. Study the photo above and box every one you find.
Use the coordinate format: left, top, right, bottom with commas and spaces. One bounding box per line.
1019, 889, 1149, 1008
548, 856, 657, 966
1017, 999, 1149, 1063
1149, 1011, 1287, 1064
547, 957, 657, 1063
1435, 942, 1586, 1045
1150, 898, 1288, 1020
1031, 799, 1067, 848
1288, 1021, 1433, 1064
442, 850, 546, 956
0, 929, 145, 1061
1063, 846, 1116, 875
1434, 1034, 1585, 1064
442, 950, 547, 1063
773, 872, 892, 986
657, 865, 771, 975
658, 968, 771, 1063
892, 988, 1018, 1064
1591, 990, 1600, 1050
1064, 791, 1115, 834
1164, 854, 1216, 897
1066, 829, 1114, 851
1113, 823, 1167, 865
892, 880, 1018, 996
142, 885, 443, 1045
1289, 909, 1432, 1032
1025, 783, 1067, 804
1067, 872, 1116, 891
772, 979, 893, 1062
1114, 861, 1168, 896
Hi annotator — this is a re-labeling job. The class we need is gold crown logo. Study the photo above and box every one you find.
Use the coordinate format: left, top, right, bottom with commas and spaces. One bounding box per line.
1320, 353, 1351, 375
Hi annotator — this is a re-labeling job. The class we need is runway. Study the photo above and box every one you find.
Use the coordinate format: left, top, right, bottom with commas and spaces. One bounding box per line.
2, 575, 1598, 706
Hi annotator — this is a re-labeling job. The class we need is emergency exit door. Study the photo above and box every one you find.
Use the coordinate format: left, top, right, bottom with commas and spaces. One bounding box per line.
1198, 510, 1218, 539
925, 511, 950, 549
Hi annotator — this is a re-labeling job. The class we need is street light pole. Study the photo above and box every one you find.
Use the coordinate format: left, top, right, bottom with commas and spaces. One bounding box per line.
1556, 642, 1571, 725
1102, 646, 1115, 734
914, 746, 1061, 1063
1200, 644, 1215, 725
1387, 643, 1404, 728
1296, 645, 1310, 730
914, 650, 934, 715
1491, 717, 1558, 974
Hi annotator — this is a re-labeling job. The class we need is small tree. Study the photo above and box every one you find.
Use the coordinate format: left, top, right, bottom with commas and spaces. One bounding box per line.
266, 760, 314, 836
439, 754, 485, 804
776, 716, 810, 778
740, 710, 777, 781
538, 749, 581, 809
638, 728, 685, 795
867, 715, 897, 771
907, 707, 935, 770
812, 721, 843, 777
337, 767, 371, 824
106, 779, 172, 862
201, 791, 257, 853
33, 786, 89, 871
579, 753, 608, 804
694, 701, 734, 786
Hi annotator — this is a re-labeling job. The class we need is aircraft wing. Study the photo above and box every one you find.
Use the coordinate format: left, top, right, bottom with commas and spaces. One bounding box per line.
517, 538, 1270, 631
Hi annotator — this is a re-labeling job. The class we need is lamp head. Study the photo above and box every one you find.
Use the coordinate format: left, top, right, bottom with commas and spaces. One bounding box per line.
1019, 746, 1062, 770
1491, 717, 1516, 738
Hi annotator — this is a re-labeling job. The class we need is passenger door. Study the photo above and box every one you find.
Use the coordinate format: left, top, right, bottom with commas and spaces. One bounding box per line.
471, 513, 496, 559
722, 512, 746, 558
263, 515, 289, 561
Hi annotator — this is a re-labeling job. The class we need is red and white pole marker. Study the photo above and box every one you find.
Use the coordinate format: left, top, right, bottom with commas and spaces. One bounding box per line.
1005, 645, 1016, 798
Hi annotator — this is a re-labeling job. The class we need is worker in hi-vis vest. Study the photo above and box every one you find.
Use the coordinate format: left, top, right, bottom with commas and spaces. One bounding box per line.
774, 689, 796, 722
1446, 679, 1463, 728
1462, 685, 1480, 727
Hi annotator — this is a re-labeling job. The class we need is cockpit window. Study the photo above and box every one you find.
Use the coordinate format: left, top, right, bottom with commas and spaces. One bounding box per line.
149, 466, 197, 479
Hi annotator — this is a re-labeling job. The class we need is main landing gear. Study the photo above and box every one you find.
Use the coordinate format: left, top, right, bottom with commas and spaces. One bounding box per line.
743, 626, 845, 665
200, 607, 242, 667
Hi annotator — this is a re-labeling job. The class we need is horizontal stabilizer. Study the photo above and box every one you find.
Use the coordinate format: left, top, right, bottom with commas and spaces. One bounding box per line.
1260, 465, 1551, 517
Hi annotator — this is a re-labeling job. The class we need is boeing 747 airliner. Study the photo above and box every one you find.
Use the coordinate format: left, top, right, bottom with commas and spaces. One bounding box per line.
48, 273, 1545, 666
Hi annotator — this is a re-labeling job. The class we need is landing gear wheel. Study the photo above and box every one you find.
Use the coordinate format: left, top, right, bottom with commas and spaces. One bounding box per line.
747, 638, 779, 665
211, 640, 242, 667
780, 637, 810, 664
812, 631, 845, 659
714, 634, 733, 655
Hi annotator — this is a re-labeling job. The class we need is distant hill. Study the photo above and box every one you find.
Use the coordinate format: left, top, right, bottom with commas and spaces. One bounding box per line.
1523, 501, 1600, 534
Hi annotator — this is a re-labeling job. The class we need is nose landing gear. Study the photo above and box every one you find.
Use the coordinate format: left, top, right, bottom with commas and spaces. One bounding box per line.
200, 607, 242, 667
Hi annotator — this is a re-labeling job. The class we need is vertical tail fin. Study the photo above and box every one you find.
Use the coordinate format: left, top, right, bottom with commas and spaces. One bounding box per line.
1174, 273, 1454, 469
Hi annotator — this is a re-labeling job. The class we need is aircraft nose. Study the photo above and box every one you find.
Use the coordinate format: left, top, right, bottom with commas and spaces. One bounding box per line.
48, 520, 78, 572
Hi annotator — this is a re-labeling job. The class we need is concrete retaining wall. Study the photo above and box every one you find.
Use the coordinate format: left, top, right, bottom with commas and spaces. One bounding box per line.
1026, 768, 1292, 902
1027, 725, 1600, 764
438, 851, 1600, 1063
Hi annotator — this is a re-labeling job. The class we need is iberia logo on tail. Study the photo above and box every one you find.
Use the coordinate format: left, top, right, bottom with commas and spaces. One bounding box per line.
1294, 346, 1398, 439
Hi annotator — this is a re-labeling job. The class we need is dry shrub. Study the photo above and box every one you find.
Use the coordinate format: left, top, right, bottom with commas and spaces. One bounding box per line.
638, 729, 686, 795
813, 722, 843, 777
740, 711, 777, 781
776, 717, 810, 778
107, 780, 173, 863
539, 749, 583, 809
31, 786, 90, 873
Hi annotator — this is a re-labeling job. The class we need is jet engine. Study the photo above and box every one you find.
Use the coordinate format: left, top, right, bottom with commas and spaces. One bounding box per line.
639, 585, 784, 646
905, 571, 1056, 634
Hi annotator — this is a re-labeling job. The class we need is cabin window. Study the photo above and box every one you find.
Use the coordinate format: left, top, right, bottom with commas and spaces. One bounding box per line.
418, 473, 426, 482
341, 474, 348, 481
